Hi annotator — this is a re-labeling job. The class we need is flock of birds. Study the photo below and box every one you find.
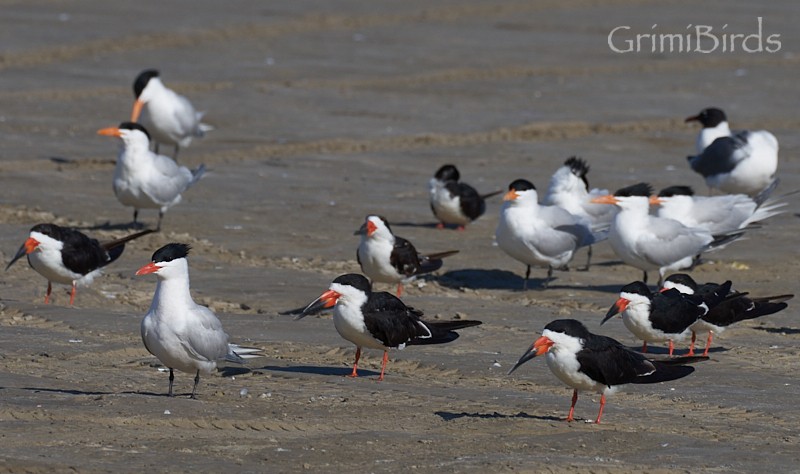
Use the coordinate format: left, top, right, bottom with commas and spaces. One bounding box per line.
4, 69, 795, 423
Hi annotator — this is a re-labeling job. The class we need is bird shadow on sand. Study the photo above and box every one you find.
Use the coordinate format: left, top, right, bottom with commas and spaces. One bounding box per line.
220, 367, 253, 377
75, 221, 153, 232
21, 386, 172, 397
388, 221, 444, 230
753, 326, 800, 335
435, 411, 561, 422
618, 345, 729, 357
262, 365, 381, 378
438, 269, 622, 294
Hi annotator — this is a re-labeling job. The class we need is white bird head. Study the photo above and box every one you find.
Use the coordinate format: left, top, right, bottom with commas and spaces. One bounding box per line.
97, 122, 152, 151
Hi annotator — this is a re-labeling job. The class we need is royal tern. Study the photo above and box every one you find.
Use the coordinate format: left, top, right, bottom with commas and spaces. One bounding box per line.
356, 215, 458, 296
508, 319, 705, 423
495, 179, 606, 289
136, 243, 261, 398
655, 184, 785, 235
130, 69, 213, 159
6, 224, 154, 305
428, 164, 502, 230
662, 274, 793, 356
98, 122, 205, 230
296, 273, 481, 381
686, 107, 779, 196
591, 183, 741, 285
602, 280, 731, 356
543, 157, 616, 269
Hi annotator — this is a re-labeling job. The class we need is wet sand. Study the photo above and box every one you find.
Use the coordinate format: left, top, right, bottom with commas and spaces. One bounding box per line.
1, 1, 799, 472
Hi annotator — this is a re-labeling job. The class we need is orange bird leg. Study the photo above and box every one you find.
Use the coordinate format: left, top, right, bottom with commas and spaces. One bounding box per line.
436, 223, 445, 230
595, 393, 607, 424
702, 331, 714, 357
348, 347, 362, 378
668, 340, 675, 357
688, 332, 697, 356
377, 351, 389, 381
641, 341, 647, 353
69, 282, 77, 306
566, 389, 578, 422
44, 282, 53, 304
457, 225, 465, 231
396, 283, 403, 297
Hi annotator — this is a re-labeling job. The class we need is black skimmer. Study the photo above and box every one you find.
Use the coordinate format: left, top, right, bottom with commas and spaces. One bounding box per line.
356, 215, 458, 296
428, 164, 502, 230
296, 273, 481, 381
98, 122, 205, 230
543, 157, 617, 269
130, 69, 213, 159
685, 107, 779, 196
508, 319, 705, 423
602, 280, 732, 356
662, 273, 793, 356
495, 179, 606, 289
6, 224, 154, 305
655, 184, 785, 236
136, 243, 261, 398
591, 183, 742, 285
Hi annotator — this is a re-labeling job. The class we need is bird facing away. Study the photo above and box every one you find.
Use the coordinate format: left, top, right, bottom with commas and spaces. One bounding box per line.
543, 156, 617, 269
428, 164, 502, 230
602, 280, 732, 356
6, 223, 154, 305
508, 319, 705, 423
591, 183, 741, 286
655, 184, 785, 236
136, 243, 260, 398
356, 215, 458, 296
495, 178, 605, 289
130, 69, 213, 159
685, 107, 779, 196
661, 273, 793, 356
98, 122, 205, 230
296, 273, 481, 381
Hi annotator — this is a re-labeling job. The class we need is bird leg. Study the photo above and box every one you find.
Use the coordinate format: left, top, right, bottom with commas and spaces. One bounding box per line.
396, 283, 403, 297
156, 211, 164, 232
642, 271, 648, 284
566, 389, 579, 422
133, 210, 141, 229
523, 265, 531, 290
44, 282, 52, 304
641, 341, 648, 353
378, 351, 389, 381
348, 347, 362, 378
172, 145, 180, 161
69, 282, 77, 306
582, 246, 593, 271
168, 368, 175, 397
190, 370, 200, 399
702, 331, 714, 357
668, 340, 675, 357
543, 266, 553, 289
595, 393, 607, 424
457, 225, 465, 231
688, 332, 697, 356
436, 223, 445, 230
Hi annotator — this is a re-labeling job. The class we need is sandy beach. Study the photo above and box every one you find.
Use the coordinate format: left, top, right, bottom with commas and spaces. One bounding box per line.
1, 1, 799, 472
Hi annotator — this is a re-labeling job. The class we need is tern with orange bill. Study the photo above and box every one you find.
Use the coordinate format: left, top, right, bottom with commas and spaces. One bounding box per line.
130, 69, 213, 159
98, 122, 205, 230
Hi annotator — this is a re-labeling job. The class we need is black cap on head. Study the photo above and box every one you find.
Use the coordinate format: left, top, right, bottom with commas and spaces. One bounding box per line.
133, 69, 160, 98
564, 156, 590, 190
614, 183, 652, 197
658, 186, 695, 197
663, 273, 698, 291
619, 281, 651, 296
151, 243, 190, 263
543, 319, 591, 339
434, 164, 460, 182
508, 179, 535, 192
688, 107, 727, 128
29, 223, 66, 240
118, 122, 151, 141
332, 273, 372, 293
